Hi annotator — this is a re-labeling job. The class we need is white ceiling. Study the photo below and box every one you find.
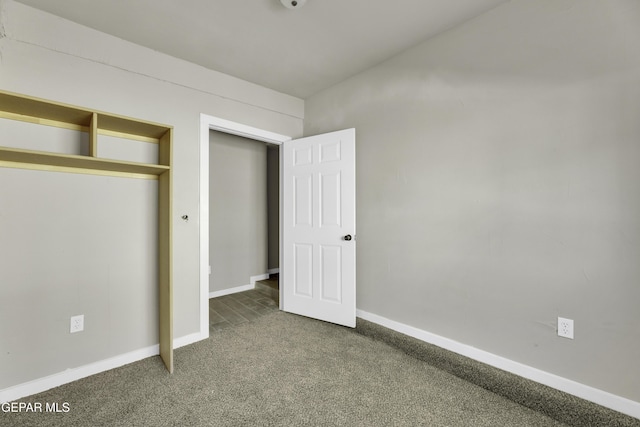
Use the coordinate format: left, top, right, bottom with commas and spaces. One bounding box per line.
15, 0, 506, 99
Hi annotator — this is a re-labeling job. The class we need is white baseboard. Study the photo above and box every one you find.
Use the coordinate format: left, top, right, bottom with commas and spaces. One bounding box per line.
0, 330, 210, 404
209, 284, 254, 299
267, 268, 279, 275
250, 273, 269, 285
174, 331, 207, 349
208, 273, 271, 300
0, 345, 158, 404
356, 309, 640, 420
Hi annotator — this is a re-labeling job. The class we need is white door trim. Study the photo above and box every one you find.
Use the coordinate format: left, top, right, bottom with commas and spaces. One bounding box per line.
198, 114, 292, 339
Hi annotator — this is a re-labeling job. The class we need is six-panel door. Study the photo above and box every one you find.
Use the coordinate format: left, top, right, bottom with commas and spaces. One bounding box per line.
282, 128, 356, 327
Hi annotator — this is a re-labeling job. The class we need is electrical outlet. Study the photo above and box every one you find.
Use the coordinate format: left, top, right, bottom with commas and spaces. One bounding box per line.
70, 315, 84, 333
558, 317, 574, 339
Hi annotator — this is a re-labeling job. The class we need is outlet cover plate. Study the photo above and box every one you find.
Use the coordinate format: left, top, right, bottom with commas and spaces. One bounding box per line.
70, 315, 84, 333
558, 317, 574, 339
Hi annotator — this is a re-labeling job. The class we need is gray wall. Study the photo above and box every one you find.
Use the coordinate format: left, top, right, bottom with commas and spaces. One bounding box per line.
0, 0, 302, 392
209, 132, 267, 292
305, 0, 640, 402
267, 146, 280, 270
0, 167, 157, 389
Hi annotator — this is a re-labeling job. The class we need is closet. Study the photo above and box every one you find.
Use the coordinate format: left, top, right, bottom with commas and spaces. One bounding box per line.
0, 90, 174, 372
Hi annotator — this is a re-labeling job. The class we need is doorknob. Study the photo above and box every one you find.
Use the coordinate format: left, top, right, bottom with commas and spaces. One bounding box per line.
343, 234, 352, 241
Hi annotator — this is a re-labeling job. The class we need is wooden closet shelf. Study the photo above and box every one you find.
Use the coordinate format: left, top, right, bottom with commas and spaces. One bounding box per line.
0, 91, 92, 125
0, 147, 170, 176
0, 90, 172, 141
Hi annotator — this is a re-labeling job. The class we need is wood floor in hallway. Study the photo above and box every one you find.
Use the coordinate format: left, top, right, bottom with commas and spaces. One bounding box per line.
209, 275, 279, 332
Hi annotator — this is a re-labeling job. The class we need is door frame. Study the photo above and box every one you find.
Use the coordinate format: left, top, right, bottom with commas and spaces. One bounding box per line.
198, 114, 292, 338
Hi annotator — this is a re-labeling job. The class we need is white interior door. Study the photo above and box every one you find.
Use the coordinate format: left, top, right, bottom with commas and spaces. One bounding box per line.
282, 128, 356, 328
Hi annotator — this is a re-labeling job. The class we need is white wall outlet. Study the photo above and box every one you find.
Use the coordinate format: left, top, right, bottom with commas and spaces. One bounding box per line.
70, 315, 84, 333
208, 265, 212, 275
558, 317, 574, 339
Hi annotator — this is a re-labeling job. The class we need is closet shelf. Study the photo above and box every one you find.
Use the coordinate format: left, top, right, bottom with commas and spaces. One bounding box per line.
0, 146, 170, 176
0, 90, 170, 142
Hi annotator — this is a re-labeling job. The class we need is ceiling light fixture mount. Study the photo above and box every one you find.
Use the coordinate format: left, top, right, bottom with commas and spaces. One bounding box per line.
280, 0, 307, 9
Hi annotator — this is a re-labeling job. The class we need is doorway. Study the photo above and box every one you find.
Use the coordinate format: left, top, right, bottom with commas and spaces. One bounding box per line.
199, 115, 357, 337
208, 131, 275, 295
198, 114, 291, 339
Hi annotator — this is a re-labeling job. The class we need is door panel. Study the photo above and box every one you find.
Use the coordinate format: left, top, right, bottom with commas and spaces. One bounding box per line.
320, 172, 341, 227
282, 128, 356, 327
320, 244, 342, 303
293, 243, 313, 298
293, 174, 312, 227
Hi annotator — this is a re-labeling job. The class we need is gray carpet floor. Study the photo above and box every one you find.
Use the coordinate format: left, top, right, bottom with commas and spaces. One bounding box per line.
4, 310, 636, 426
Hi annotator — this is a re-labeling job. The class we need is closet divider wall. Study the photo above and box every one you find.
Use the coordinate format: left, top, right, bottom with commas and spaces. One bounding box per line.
0, 90, 174, 373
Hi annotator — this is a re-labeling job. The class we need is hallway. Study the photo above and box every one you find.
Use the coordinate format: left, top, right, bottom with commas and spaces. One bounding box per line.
209, 275, 279, 332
